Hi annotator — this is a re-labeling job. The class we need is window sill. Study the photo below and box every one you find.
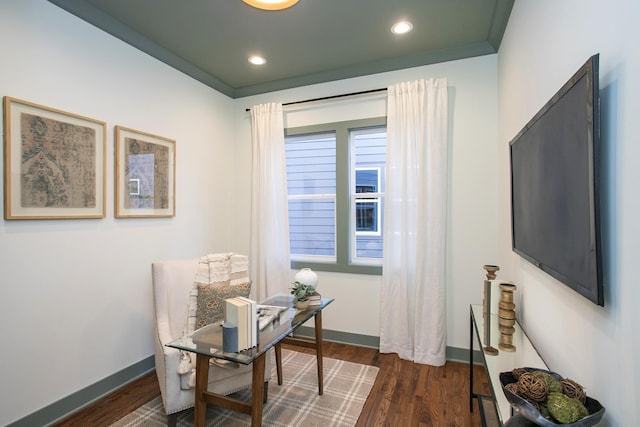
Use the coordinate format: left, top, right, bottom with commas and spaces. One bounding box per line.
291, 260, 382, 276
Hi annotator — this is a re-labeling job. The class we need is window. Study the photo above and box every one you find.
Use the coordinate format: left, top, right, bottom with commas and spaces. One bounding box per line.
285, 117, 386, 274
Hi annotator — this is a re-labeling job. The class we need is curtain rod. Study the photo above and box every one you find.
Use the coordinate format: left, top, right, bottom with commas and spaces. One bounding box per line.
245, 87, 387, 112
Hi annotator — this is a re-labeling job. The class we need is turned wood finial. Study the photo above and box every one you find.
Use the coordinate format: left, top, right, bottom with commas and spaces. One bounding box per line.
482, 264, 500, 356
483, 264, 500, 280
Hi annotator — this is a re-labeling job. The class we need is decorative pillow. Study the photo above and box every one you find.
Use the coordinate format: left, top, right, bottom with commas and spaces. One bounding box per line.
195, 281, 252, 329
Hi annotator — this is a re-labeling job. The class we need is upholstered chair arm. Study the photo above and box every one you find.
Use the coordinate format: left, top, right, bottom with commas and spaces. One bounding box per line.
154, 321, 193, 413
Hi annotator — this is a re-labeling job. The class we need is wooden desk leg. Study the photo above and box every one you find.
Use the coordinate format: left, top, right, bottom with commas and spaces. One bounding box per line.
194, 354, 210, 427
251, 352, 267, 427
275, 343, 283, 385
314, 311, 324, 395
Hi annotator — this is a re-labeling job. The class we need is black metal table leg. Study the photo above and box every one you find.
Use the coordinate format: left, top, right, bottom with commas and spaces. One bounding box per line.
469, 306, 474, 412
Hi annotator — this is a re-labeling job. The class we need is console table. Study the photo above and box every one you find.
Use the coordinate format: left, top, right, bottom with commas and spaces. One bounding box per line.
469, 304, 548, 426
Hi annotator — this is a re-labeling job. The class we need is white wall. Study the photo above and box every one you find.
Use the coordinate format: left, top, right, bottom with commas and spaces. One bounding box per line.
498, 1, 640, 425
0, 2, 237, 425
232, 56, 501, 345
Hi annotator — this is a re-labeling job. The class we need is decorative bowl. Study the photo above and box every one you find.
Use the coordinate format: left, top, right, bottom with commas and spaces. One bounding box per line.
500, 368, 605, 427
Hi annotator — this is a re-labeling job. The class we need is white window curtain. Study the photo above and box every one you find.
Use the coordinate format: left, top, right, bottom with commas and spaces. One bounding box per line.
249, 103, 291, 300
379, 78, 449, 366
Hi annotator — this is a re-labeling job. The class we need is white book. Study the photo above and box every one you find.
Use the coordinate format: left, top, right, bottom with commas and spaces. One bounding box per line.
225, 298, 250, 351
236, 296, 257, 347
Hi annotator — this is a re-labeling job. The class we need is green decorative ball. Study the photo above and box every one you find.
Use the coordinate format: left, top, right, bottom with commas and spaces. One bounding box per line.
547, 392, 589, 424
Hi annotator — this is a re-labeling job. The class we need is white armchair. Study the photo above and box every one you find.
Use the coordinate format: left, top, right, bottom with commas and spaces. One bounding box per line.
151, 255, 270, 425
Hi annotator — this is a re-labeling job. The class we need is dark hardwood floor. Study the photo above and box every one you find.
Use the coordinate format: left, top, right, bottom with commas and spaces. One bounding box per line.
54, 342, 491, 426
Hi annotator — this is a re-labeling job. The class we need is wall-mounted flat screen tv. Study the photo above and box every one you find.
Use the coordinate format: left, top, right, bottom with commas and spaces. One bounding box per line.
510, 54, 603, 306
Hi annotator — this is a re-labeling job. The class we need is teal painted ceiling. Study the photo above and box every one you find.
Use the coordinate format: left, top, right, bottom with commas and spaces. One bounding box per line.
48, 0, 514, 98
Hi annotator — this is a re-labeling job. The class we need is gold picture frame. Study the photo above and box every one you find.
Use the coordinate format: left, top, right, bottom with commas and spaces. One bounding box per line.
115, 126, 175, 218
3, 97, 106, 219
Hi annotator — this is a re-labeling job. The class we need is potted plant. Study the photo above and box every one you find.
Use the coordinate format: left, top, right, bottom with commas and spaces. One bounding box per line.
290, 281, 316, 309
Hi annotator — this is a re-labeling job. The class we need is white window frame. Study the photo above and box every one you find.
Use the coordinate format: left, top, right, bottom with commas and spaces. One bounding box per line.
353, 167, 382, 237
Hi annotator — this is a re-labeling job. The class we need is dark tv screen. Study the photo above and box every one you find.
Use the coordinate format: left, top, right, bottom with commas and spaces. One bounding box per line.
510, 54, 603, 306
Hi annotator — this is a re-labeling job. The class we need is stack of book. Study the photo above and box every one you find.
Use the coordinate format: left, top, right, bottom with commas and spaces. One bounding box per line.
224, 297, 257, 351
308, 292, 322, 307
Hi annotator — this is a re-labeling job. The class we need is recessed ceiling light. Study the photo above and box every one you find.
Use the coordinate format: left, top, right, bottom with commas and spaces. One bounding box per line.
242, 0, 299, 10
391, 21, 413, 35
248, 55, 267, 65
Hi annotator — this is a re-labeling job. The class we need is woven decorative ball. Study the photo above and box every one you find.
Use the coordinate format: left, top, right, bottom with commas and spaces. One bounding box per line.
561, 378, 587, 404
512, 367, 527, 380
505, 382, 519, 394
517, 372, 548, 402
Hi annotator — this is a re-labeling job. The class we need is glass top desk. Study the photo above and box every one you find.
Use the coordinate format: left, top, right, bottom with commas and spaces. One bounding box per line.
167, 294, 334, 427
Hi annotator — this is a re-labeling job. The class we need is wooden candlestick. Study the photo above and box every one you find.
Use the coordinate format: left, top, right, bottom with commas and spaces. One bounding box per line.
482, 265, 500, 356
498, 283, 517, 352
483, 265, 500, 280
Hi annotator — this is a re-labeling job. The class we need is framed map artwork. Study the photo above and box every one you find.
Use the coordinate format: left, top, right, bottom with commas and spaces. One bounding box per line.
3, 97, 106, 219
115, 126, 175, 218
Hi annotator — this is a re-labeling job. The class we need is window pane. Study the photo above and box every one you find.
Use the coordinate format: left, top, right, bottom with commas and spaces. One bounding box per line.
288, 198, 335, 257
286, 132, 336, 259
285, 133, 336, 196
355, 169, 378, 193
355, 234, 384, 259
356, 200, 377, 231
354, 197, 384, 259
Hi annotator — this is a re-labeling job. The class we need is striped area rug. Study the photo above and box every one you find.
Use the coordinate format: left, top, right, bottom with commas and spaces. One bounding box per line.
112, 349, 378, 427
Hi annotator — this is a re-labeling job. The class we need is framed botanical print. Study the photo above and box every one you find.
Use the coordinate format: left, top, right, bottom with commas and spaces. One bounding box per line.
114, 126, 176, 218
3, 97, 106, 219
